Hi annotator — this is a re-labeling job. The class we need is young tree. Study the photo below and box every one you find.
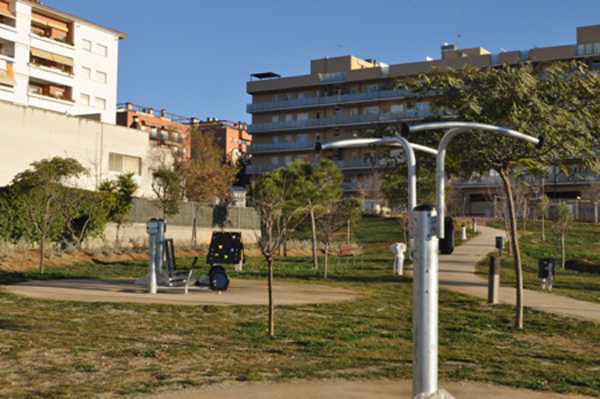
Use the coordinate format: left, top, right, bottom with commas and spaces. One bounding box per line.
176, 128, 237, 245
536, 194, 551, 241
100, 172, 138, 246
411, 61, 600, 328
60, 188, 115, 249
549, 202, 573, 270
316, 198, 362, 278
253, 168, 307, 337
152, 166, 183, 220
286, 159, 343, 269
581, 181, 600, 223
11, 157, 86, 273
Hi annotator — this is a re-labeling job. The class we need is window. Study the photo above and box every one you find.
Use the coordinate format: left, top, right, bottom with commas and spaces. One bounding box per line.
81, 67, 91, 79
367, 85, 380, 92
272, 95, 280, 102
271, 136, 279, 143
284, 93, 293, 100
366, 107, 379, 115
95, 97, 106, 109
271, 115, 279, 122
350, 108, 358, 116
96, 43, 107, 57
271, 156, 279, 165
285, 114, 292, 122
297, 113, 309, 121
334, 107, 341, 116
82, 39, 92, 51
297, 134, 309, 143
298, 92, 308, 99
284, 135, 292, 143
350, 87, 358, 94
284, 155, 292, 165
95, 70, 107, 83
333, 129, 340, 137
391, 104, 404, 114
108, 153, 141, 175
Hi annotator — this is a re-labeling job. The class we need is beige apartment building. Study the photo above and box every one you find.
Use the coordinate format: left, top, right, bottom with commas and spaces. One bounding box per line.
246, 24, 600, 215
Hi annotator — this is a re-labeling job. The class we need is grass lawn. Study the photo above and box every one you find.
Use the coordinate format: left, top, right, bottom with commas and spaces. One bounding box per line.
0, 216, 598, 398
476, 219, 600, 304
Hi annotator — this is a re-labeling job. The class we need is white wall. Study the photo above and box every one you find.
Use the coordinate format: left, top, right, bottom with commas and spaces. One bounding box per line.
0, 0, 122, 123
0, 101, 152, 195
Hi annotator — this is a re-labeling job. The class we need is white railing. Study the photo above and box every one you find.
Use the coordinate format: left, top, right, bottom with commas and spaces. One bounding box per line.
248, 109, 447, 133
247, 88, 413, 112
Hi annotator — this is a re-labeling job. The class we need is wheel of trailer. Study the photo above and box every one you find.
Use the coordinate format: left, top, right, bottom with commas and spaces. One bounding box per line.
209, 270, 229, 291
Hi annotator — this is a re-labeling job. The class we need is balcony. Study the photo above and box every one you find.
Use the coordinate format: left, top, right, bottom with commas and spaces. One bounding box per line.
246, 158, 389, 174
249, 140, 315, 154
249, 108, 446, 133
247, 88, 413, 113
453, 172, 600, 189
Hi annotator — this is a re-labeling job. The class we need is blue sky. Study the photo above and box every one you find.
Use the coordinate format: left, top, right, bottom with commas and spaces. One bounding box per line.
45, 0, 600, 123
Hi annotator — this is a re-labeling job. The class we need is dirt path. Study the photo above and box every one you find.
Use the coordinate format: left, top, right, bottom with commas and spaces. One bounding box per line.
2, 278, 362, 306
148, 379, 595, 399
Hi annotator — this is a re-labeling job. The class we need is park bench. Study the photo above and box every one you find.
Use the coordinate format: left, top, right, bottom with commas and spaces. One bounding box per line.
338, 243, 363, 265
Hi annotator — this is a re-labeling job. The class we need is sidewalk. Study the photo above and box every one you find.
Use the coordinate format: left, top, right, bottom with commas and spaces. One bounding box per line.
439, 225, 600, 323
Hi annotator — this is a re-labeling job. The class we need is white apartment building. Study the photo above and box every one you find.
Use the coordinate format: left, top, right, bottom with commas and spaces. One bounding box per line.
0, 0, 126, 124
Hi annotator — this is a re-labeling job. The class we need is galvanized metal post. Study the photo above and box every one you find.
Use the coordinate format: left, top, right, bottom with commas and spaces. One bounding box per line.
155, 219, 165, 274
412, 204, 439, 398
147, 223, 158, 295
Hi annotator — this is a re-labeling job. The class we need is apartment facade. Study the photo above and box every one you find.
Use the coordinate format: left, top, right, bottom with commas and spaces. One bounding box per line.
116, 102, 192, 161
246, 24, 600, 214
0, 0, 125, 124
192, 118, 251, 165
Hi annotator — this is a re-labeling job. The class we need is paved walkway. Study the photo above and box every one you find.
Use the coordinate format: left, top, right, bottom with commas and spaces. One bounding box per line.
440, 225, 600, 323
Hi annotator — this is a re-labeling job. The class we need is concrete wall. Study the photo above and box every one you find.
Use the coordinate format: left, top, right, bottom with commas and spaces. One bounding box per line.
0, 101, 153, 195
105, 198, 261, 244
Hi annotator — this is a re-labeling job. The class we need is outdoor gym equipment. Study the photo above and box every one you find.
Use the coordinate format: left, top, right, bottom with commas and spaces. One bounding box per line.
320, 123, 540, 398
142, 219, 240, 293
407, 121, 540, 398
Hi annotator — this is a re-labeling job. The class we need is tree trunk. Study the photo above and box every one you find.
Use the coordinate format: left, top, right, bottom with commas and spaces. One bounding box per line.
39, 235, 46, 274
541, 213, 545, 242
324, 243, 329, 279
192, 208, 198, 246
310, 207, 318, 269
268, 255, 275, 337
115, 222, 121, 248
561, 232, 566, 270
595, 202, 598, 224
282, 219, 288, 257
347, 220, 350, 244
499, 169, 524, 329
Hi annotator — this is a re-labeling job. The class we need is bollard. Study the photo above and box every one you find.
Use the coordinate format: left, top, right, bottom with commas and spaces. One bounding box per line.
461, 226, 467, 241
471, 218, 477, 232
412, 204, 439, 397
488, 256, 500, 304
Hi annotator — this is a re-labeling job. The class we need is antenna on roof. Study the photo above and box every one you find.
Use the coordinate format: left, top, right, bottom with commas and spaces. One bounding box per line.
336, 43, 343, 56
456, 1, 461, 49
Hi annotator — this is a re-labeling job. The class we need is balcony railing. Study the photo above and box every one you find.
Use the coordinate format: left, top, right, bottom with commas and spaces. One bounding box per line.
248, 138, 345, 154
246, 158, 389, 174
248, 108, 444, 133
247, 88, 413, 113
453, 172, 600, 188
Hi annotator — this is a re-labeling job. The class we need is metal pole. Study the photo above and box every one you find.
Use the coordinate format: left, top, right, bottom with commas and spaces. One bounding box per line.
155, 219, 165, 274
148, 231, 157, 294
412, 204, 439, 397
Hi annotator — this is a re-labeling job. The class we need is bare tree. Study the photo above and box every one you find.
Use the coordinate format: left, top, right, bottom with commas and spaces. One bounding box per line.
549, 203, 574, 270
581, 181, 600, 223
